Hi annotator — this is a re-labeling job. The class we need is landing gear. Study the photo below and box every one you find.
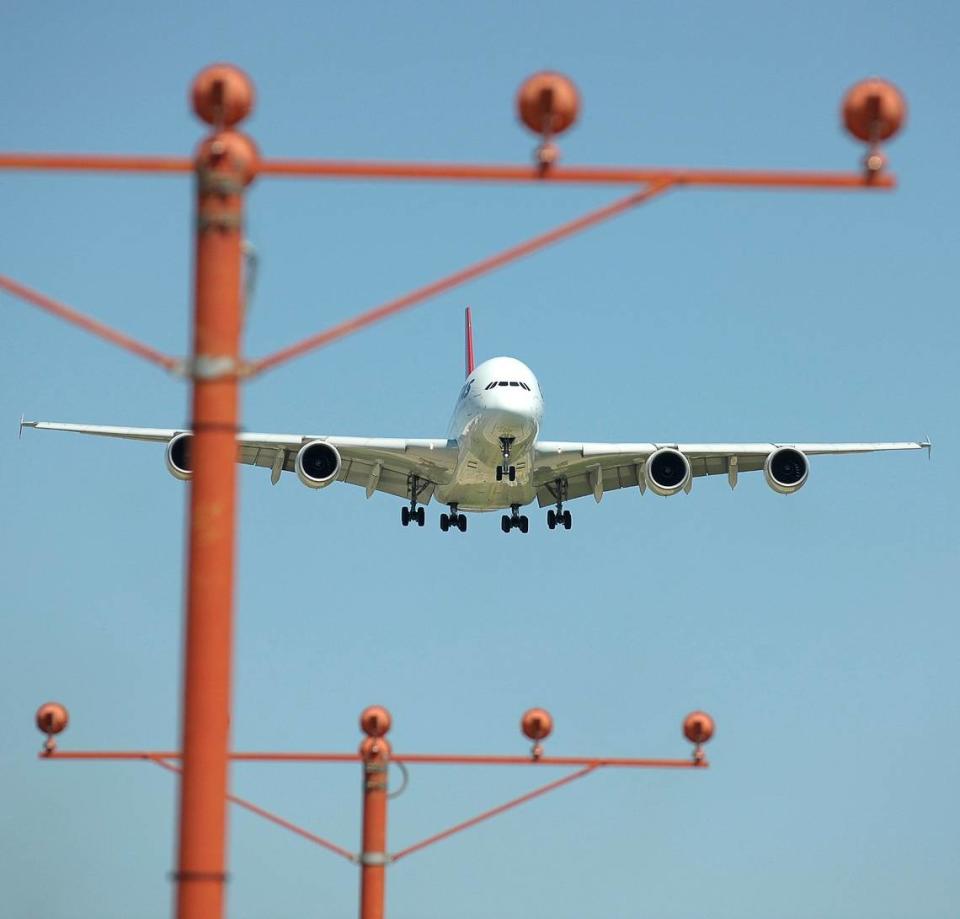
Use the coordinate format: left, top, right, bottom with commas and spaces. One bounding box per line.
501, 504, 529, 534
496, 437, 517, 482
545, 478, 572, 530
401, 505, 425, 527
402, 475, 427, 527
440, 504, 467, 533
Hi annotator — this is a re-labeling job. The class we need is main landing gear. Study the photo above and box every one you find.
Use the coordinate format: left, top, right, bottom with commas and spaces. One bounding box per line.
501, 504, 529, 534
440, 504, 467, 533
401, 505, 425, 527
545, 478, 572, 530
401, 474, 426, 527
495, 437, 516, 482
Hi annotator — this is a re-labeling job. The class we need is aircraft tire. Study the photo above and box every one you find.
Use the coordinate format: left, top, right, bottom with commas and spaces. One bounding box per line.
547, 509, 556, 529
440, 514, 449, 532
457, 515, 467, 533
416, 507, 425, 526
501, 515, 511, 533
401, 506, 410, 526
563, 510, 572, 529
519, 516, 529, 534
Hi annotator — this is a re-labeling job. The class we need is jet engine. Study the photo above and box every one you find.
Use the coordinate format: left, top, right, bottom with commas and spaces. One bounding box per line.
296, 440, 342, 489
764, 447, 809, 494
644, 447, 691, 496
165, 432, 193, 481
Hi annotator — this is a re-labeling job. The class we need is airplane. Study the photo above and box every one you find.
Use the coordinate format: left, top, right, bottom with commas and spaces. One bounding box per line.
21, 308, 929, 534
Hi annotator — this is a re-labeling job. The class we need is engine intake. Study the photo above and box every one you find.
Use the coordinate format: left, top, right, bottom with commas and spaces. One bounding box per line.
296, 441, 341, 489
165, 432, 193, 481
644, 447, 691, 497
764, 447, 808, 494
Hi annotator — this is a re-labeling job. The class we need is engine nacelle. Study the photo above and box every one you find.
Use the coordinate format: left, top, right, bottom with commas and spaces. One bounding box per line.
165, 432, 193, 481
644, 447, 692, 497
296, 440, 342, 489
764, 447, 809, 494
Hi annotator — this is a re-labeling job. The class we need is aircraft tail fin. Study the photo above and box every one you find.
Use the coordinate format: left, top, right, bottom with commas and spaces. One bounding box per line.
465, 306, 475, 378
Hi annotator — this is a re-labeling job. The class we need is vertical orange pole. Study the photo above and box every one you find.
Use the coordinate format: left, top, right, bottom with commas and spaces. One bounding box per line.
358, 707, 393, 919
174, 66, 257, 919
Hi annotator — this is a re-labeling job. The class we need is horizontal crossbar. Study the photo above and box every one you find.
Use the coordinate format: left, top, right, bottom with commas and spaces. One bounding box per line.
0, 152, 894, 189
41, 750, 706, 767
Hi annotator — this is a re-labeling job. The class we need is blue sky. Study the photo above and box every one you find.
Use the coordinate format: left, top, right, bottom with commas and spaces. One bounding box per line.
1, 2, 957, 917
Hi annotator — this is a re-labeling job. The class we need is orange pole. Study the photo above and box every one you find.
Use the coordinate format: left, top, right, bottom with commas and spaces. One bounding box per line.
359, 739, 390, 919
173, 125, 255, 917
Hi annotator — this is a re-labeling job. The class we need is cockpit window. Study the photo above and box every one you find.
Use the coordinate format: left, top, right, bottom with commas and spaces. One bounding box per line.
519, 382, 530, 391
509, 381, 519, 387
498, 381, 508, 387
485, 381, 496, 390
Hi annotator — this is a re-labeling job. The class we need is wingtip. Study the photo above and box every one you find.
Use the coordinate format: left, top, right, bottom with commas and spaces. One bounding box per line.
18, 415, 36, 440
922, 435, 932, 459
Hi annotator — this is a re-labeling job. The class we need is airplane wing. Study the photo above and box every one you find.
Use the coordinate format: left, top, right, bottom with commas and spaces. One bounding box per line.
532, 440, 930, 505
20, 421, 458, 504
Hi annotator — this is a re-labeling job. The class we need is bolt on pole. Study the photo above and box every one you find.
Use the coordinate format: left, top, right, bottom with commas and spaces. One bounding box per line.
174, 65, 257, 919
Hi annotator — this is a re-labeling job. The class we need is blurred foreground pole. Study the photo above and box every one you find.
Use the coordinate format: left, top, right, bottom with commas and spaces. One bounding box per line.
359, 707, 393, 919
174, 65, 257, 919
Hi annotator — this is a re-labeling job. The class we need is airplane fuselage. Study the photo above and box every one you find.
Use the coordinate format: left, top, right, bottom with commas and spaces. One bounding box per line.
437, 356, 543, 511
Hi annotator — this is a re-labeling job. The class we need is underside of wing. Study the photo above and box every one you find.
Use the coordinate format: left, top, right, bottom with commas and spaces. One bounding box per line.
21, 421, 459, 504
237, 434, 458, 502
533, 439, 929, 506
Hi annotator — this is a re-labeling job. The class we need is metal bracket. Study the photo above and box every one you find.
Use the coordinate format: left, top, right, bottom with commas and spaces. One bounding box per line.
197, 212, 243, 233
171, 355, 245, 380
196, 169, 246, 197
358, 851, 392, 867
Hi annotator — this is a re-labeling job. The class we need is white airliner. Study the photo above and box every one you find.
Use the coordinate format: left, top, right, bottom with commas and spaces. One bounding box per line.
22, 309, 929, 533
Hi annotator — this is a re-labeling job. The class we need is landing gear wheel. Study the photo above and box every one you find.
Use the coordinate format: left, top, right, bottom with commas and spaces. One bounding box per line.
440, 514, 450, 532
562, 510, 572, 529
547, 509, 556, 530
508, 466, 516, 482
457, 515, 467, 533
496, 466, 503, 482
416, 506, 425, 527
519, 515, 529, 534
501, 515, 511, 534
401, 506, 410, 527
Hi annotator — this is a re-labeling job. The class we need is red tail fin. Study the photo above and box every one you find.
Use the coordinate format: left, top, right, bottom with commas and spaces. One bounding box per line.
465, 306, 475, 377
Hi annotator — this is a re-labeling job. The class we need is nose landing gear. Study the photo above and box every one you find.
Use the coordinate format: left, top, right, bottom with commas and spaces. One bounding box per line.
496, 437, 517, 482
501, 504, 529, 534
440, 504, 467, 533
